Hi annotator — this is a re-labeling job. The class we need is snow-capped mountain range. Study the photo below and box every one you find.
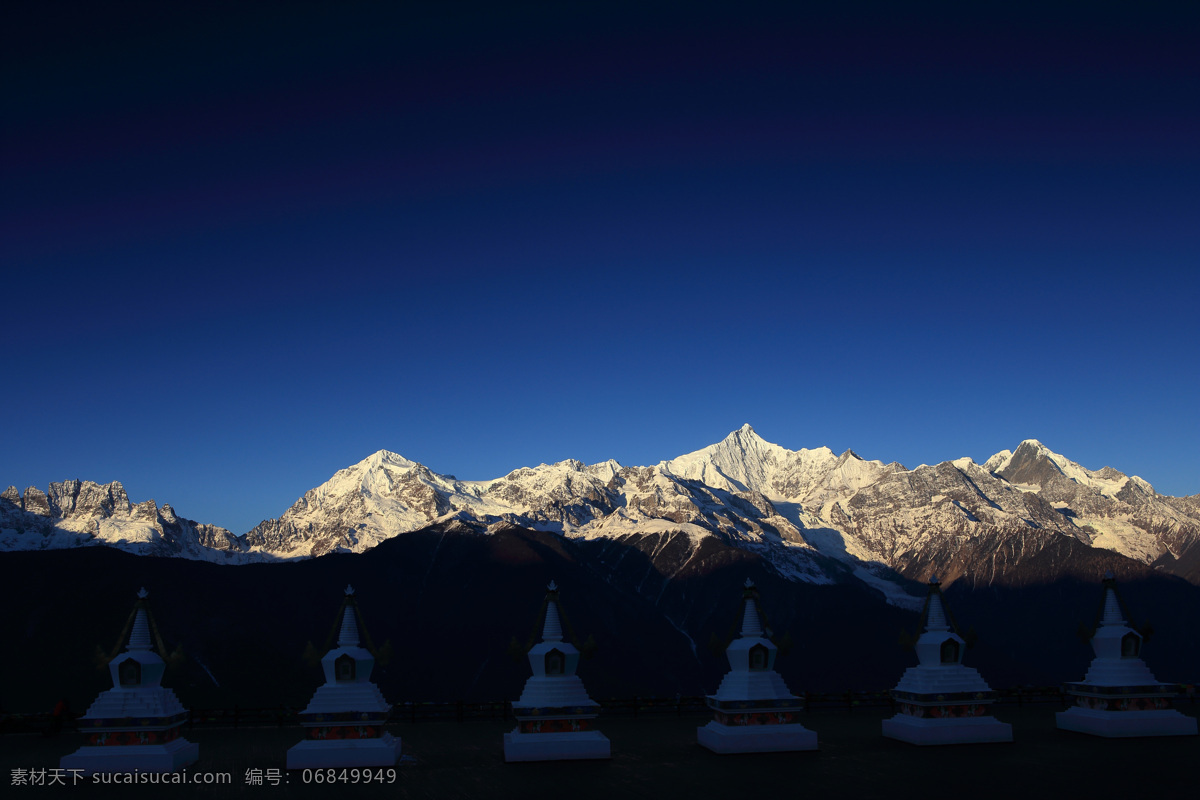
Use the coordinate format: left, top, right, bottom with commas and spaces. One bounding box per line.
4, 426, 1199, 600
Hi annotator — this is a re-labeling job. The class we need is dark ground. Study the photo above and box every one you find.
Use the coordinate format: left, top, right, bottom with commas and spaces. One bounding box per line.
5, 704, 1197, 800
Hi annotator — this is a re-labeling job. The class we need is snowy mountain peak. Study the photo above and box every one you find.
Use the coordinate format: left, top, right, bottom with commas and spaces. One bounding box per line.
998, 440, 1067, 486
0, 478, 242, 562
663, 425, 791, 493
1128, 475, 1154, 494
983, 450, 1013, 473
715, 424, 772, 455
990, 440, 1151, 501
359, 449, 418, 470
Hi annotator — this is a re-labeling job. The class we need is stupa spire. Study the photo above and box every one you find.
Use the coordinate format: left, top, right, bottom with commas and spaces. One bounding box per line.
1098, 571, 1125, 627
542, 581, 563, 642
740, 600, 763, 637
922, 577, 949, 633
1099, 588, 1125, 627
740, 580, 764, 637
337, 585, 360, 647
127, 588, 152, 651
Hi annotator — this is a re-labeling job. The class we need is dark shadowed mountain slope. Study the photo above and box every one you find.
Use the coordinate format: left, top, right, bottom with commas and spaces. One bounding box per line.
3, 522, 1198, 716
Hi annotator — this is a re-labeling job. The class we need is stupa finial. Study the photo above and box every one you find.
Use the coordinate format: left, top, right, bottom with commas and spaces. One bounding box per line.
1099, 585, 1125, 628
548, 579, 558, 592
925, 592, 950, 633
1098, 571, 1125, 628
137, 587, 149, 599
542, 599, 563, 642
345, 584, 355, 596
740, 597, 764, 638
739, 578, 764, 637
127, 607, 152, 651
337, 603, 360, 647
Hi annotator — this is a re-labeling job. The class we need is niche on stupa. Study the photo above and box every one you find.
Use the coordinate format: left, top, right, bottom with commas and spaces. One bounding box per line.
749, 643, 770, 671
335, 653, 357, 682
545, 649, 565, 676
939, 638, 961, 665
1121, 632, 1142, 658
118, 657, 141, 687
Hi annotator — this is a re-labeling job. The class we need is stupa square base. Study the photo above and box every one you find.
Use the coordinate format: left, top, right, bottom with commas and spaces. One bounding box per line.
882, 714, 1012, 745
60, 738, 200, 774
503, 729, 610, 762
1056, 707, 1198, 738
697, 721, 817, 753
286, 734, 402, 768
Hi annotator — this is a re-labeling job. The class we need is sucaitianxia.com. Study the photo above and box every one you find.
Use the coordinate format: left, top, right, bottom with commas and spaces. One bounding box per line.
9, 768, 233, 786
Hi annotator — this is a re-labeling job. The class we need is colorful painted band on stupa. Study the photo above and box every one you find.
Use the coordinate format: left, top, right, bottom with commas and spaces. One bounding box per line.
304, 724, 384, 740
516, 718, 594, 734
1062, 682, 1180, 712
894, 703, 988, 719
712, 710, 798, 726
87, 726, 183, 746
1069, 696, 1174, 712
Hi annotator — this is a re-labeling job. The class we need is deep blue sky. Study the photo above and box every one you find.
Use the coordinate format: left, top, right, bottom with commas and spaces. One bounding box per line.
4, 2, 1198, 534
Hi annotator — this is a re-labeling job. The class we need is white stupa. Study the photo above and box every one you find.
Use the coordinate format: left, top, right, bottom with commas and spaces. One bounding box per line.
697, 580, 816, 753
61, 588, 200, 774
1056, 573, 1197, 737
286, 586, 402, 768
504, 581, 610, 762
882, 577, 1012, 745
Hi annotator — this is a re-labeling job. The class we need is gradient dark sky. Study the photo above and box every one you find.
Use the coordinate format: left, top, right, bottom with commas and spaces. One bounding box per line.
4, 2, 1198, 533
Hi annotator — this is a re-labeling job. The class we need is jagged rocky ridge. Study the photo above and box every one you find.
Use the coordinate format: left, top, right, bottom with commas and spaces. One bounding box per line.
0, 480, 242, 562
4, 427, 1200, 597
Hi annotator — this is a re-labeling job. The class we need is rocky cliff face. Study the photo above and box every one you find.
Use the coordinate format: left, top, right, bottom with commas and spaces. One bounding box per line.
0, 479, 245, 561
5, 428, 1199, 601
